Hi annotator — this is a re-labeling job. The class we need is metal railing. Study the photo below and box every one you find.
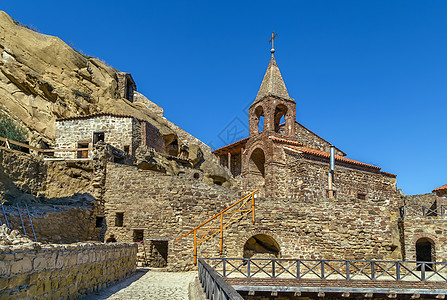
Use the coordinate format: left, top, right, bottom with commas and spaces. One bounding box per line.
175, 190, 258, 264
198, 258, 244, 300
401, 205, 447, 217
205, 258, 447, 282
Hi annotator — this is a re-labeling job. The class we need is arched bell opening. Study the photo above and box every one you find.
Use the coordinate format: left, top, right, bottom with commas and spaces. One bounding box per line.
274, 104, 288, 133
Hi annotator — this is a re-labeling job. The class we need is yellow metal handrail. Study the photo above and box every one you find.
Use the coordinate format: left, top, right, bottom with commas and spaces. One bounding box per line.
175, 189, 258, 264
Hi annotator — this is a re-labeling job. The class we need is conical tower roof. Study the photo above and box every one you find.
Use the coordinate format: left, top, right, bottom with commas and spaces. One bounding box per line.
252, 54, 293, 106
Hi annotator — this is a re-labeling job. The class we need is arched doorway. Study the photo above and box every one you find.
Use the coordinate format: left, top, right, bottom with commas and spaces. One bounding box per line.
243, 234, 280, 258
416, 238, 435, 271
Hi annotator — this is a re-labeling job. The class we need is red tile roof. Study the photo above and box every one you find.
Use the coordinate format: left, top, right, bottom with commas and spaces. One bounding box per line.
284, 145, 381, 171
433, 184, 447, 192
212, 137, 249, 155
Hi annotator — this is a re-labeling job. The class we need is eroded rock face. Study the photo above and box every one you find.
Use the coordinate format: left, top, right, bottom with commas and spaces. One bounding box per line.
0, 11, 176, 147
0, 224, 33, 245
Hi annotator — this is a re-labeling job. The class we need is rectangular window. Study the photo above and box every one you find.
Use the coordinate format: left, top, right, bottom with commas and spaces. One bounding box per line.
357, 193, 367, 200
77, 143, 89, 158
115, 212, 124, 227
133, 230, 144, 243
95, 216, 104, 228
93, 132, 105, 145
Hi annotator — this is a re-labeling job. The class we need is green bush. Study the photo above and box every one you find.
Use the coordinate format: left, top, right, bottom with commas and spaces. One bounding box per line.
0, 112, 27, 149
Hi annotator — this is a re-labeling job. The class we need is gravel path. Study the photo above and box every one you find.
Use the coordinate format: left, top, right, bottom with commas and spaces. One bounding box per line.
84, 269, 197, 300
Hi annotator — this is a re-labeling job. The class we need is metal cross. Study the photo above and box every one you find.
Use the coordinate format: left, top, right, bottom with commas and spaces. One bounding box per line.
269, 32, 278, 50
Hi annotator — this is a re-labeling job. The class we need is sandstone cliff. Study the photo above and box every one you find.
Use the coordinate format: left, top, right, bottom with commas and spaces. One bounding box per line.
0, 11, 175, 147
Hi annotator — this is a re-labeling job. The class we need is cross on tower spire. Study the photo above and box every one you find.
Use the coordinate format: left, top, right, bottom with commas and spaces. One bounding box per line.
269, 32, 278, 54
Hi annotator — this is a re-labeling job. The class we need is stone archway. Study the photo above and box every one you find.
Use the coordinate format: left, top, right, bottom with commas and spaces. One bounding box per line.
243, 234, 280, 259
248, 148, 265, 188
416, 237, 435, 271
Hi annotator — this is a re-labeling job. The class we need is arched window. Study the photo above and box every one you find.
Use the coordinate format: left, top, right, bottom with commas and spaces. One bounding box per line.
243, 234, 280, 258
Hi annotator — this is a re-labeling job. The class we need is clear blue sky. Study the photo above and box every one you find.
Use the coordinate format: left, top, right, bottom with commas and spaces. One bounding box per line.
3, 1, 447, 195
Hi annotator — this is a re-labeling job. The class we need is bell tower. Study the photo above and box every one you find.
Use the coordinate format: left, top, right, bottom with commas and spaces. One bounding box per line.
248, 36, 296, 138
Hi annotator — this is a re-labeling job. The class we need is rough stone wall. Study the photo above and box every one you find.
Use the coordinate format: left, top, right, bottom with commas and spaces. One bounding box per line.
285, 151, 399, 202
103, 161, 402, 271
4, 205, 98, 244
0, 242, 137, 299
133, 91, 164, 117
55, 115, 134, 158
0, 148, 102, 243
405, 193, 437, 208
403, 214, 447, 262
278, 122, 345, 156
103, 163, 241, 270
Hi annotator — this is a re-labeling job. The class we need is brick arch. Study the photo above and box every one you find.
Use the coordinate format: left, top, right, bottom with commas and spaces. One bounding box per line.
412, 234, 438, 246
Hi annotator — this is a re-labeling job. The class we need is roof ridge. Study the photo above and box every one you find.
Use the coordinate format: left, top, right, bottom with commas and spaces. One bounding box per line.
284, 145, 382, 171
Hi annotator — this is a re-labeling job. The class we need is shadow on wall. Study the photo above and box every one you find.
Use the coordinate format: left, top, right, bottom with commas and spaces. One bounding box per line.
243, 234, 280, 259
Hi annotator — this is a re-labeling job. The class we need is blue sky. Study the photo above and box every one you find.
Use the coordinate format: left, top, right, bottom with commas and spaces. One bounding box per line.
3, 1, 447, 195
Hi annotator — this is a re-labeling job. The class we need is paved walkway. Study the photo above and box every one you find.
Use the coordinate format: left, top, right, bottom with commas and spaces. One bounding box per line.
84, 269, 197, 300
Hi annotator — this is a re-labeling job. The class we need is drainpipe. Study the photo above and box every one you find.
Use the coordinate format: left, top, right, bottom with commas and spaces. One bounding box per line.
328, 145, 335, 199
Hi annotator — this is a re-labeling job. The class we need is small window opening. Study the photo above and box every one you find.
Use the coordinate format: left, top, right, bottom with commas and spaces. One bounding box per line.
357, 193, 366, 200
93, 132, 105, 145
115, 212, 124, 227
123, 145, 130, 154
96, 217, 104, 228
133, 230, 144, 243
77, 143, 89, 158
193, 173, 200, 179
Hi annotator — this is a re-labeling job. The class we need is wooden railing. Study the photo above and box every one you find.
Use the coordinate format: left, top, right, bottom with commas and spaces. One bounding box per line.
175, 190, 258, 265
401, 205, 447, 217
204, 258, 447, 282
0, 137, 95, 156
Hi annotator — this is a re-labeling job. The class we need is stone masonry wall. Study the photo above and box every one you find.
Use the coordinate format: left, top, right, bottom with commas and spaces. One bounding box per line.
403, 213, 447, 262
0, 242, 137, 299
104, 160, 402, 271
55, 115, 134, 159
278, 123, 345, 156
103, 162, 241, 270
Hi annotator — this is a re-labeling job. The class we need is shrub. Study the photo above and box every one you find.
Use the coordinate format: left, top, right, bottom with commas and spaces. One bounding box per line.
0, 112, 27, 149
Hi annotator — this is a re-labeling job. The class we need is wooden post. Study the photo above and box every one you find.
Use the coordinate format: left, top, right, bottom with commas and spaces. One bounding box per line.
227, 152, 231, 174
194, 229, 197, 265
220, 213, 223, 255
252, 193, 255, 224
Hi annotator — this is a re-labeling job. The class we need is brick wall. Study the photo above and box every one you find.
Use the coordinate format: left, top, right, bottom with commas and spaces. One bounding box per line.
0, 242, 137, 299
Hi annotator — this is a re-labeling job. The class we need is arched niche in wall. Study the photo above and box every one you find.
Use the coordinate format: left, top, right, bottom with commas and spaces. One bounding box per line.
243, 234, 280, 259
